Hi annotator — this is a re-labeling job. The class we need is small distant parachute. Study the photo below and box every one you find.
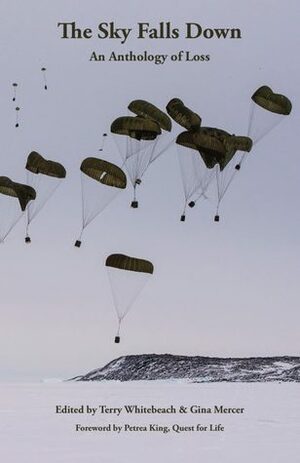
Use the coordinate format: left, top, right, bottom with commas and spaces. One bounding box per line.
12, 83, 18, 102
105, 253, 154, 343
25, 151, 66, 243
0, 176, 36, 243
111, 100, 172, 208
75, 158, 127, 247
98, 133, 108, 152
15, 106, 20, 128
41, 67, 48, 90
166, 98, 201, 131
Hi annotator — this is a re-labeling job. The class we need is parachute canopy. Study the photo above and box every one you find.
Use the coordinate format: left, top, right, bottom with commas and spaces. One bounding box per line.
80, 158, 127, 189
111, 116, 161, 141
176, 129, 252, 171
251, 86, 292, 115
106, 253, 154, 274
128, 100, 172, 132
0, 176, 36, 211
26, 151, 66, 178
166, 98, 201, 131
106, 253, 154, 342
177, 129, 227, 169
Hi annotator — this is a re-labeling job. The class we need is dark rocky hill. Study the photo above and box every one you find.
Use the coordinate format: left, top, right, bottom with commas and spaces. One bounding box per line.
73, 354, 300, 382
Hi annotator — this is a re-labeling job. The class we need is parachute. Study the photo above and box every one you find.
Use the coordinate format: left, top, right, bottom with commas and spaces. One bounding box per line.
15, 106, 20, 128
252, 85, 292, 116
111, 100, 172, 208
41, 67, 48, 90
105, 253, 154, 343
12, 83, 18, 102
249, 86, 292, 143
166, 98, 201, 131
176, 130, 216, 221
0, 177, 36, 243
176, 128, 252, 221
25, 151, 66, 243
235, 86, 292, 170
75, 158, 127, 247
98, 133, 108, 152
128, 99, 172, 132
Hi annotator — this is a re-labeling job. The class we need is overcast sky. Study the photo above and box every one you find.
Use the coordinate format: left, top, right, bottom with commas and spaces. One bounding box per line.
0, 0, 299, 381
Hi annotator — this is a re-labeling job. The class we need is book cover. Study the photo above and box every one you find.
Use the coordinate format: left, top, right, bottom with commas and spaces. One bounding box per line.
0, 1, 299, 461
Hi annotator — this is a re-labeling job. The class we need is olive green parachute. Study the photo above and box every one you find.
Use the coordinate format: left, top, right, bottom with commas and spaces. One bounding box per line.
75, 159, 127, 247
166, 98, 201, 131
230, 136, 253, 153
176, 128, 253, 171
26, 151, 66, 178
106, 254, 154, 274
25, 151, 67, 243
176, 130, 222, 169
220, 135, 253, 171
111, 110, 170, 208
80, 158, 127, 189
176, 128, 253, 221
111, 116, 161, 140
251, 86, 292, 115
106, 253, 154, 343
128, 100, 172, 132
0, 176, 36, 211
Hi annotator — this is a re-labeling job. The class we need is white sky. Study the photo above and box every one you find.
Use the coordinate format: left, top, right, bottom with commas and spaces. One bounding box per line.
0, 0, 299, 381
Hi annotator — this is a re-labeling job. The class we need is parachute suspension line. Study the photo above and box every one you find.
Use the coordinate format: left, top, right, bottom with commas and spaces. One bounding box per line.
149, 135, 176, 166
12, 83, 18, 102
235, 104, 255, 170
74, 174, 86, 247
24, 171, 34, 242
146, 137, 159, 168
2, 210, 24, 242
253, 118, 283, 145
219, 164, 239, 200
131, 182, 139, 208
189, 189, 207, 208
25, 215, 31, 243
247, 101, 255, 137
41, 67, 48, 90
177, 145, 213, 218
215, 155, 241, 221
125, 136, 158, 207
215, 166, 225, 222
26, 172, 61, 226
15, 107, 20, 128
98, 133, 108, 152
189, 168, 215, 207
214, 199, 220, 222
30, 180, 60, 222
74, 227, 84, 248
247, 100, 285, 147
180, 200, 187, 222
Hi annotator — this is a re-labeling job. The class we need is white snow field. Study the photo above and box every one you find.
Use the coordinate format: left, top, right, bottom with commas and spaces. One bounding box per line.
0, 381, 299, 462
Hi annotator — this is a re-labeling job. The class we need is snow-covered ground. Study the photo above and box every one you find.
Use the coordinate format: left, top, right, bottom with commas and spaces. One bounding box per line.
0, 381, 299, 462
